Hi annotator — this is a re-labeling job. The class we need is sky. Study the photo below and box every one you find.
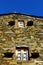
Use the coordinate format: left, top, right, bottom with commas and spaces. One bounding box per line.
0, 0, 43, 16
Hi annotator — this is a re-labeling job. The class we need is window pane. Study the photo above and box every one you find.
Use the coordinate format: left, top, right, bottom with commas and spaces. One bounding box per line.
23, 50, 28, 60
23, 57, 27, 60
17, 57, 21, 60
18, 22, 24, 27
17, 50, 22, 60
18, 20, 24, 27
17, 53, 21, 57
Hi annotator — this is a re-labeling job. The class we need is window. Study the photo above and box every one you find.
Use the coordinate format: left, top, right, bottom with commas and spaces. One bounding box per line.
3, 52, 14, 58
27, 21, 33, 26
31, 52, 39, 58
16, 47, 29, 61
18, 20, 24, 27
8, 21, 15, 26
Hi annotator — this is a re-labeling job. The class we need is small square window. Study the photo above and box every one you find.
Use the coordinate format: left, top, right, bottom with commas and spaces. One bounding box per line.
18, 20, 24, 27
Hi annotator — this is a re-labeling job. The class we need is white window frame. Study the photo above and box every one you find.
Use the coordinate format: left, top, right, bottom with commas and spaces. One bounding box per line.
16, 49, 28, 61
18, 20, 24, 27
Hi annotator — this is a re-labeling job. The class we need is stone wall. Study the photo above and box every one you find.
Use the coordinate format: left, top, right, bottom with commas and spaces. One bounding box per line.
0, 13, 43, 65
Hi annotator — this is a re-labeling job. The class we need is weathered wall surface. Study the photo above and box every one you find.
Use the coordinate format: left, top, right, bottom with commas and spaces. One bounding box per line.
0, 13, 43, 65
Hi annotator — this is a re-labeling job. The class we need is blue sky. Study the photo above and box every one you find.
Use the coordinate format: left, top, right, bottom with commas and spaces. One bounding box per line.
0, 0, 43, 16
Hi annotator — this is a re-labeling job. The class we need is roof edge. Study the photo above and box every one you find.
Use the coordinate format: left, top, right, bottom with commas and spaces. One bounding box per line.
0, 12, 43, 18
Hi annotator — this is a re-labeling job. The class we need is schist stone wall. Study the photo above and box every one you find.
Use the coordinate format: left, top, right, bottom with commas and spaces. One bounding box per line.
0, 13, 43, 65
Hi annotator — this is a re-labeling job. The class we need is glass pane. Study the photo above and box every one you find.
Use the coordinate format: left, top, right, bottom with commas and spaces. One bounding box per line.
23, 50, 28, 60
17, 57, 21, 60
18, 53, 21, 57
17, 50, 22, 60
18, 22, 24, 27
23, 57, 27, 60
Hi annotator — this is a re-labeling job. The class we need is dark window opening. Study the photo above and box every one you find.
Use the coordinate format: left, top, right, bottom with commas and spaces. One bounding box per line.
3, 52, 14, 58
27, 21, 33, 26
8, 21, 15, 26
31, 52, 39, 58
16, 47, 28, 50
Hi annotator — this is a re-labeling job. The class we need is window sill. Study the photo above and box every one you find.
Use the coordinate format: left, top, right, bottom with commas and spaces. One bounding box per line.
17, 60, 33, 63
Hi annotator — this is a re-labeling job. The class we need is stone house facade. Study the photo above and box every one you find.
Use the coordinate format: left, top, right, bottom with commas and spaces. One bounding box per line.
0, 12, 43, 65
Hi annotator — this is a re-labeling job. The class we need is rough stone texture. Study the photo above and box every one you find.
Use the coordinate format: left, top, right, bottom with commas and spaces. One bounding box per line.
0, 13, 43, 65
